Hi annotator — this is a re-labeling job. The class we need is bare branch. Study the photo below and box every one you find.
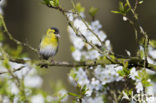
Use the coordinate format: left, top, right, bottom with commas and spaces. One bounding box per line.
0, 15, 39, 54
0, 66, 25, 75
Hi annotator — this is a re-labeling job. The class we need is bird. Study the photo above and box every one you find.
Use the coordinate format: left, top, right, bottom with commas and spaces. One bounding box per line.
39, 27, 60, 61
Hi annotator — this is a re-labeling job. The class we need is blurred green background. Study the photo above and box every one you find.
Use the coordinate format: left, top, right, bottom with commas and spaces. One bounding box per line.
3, 0, 156, 101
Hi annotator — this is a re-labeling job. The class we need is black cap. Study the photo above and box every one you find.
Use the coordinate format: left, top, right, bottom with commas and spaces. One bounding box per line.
51, 27, 59, 34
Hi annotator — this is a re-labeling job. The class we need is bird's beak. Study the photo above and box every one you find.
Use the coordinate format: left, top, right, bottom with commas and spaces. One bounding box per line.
56, 34, 61, 38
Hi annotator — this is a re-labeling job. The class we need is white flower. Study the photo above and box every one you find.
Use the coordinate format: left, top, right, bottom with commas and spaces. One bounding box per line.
0, 0, 6, 7
72, 50, 82, 61
136, 82, 143, 93
85, 89, 92, 97
2, 96, 10, 103
24, 75, 43, 88
14, 66, 30, 79
0, 0, 6, 15
94, 65, 123, 85
105, 40, 111, 50
148, 46, 156, 59
123, 16, 128, 21
69, 68, 89, 87
31, 94, 44, 103
91, 20, 102, 31
66, 12, 73, 21
80, 12, 85, 18
69, 68, 91, 96
76, 68, 89, 86
13, 96, 19, 103
46, 96, 53, 102
147, 57, 156, 65
83, 50, 100, 60
58, 89, 68, 102
74, 19, 87, 35
90, 78, 102, 91
98, 31, 107, 42
146, 82, 156, 95
70, 35, 85, 50
129, 67, 138, 80
9, 82, 19, 95
83, 96, 103, 103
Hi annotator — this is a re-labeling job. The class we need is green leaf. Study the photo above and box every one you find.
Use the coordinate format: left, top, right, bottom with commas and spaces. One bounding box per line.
111, 11, 121, 14
68, 92, 81, 98
138, 69, 152, 87
89, 7, 98, 17
75, 3, 85, 13
117, 70, 126, 77
69, 69, 77, 79
112, 1, 131, 16
149, 74, 156, 82
81, 85, 87, 95
58, 94, 68, 102
117, 61, 130, 77
123, 61, 129, 68
42, 0, 59, 7
49, 0, 59, 7
42, 0, 50, 5
149, 40, 156, 48
119, 1, 124, 12
139, 1, 143, 4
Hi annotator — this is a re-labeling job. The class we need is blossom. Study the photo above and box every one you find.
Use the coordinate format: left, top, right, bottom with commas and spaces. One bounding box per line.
94, 65, 123, 85
9, 82, 19, 95
57, 89, 68, 102
83, 96, 103, 103
24, 75, 43, 88
90, 78, 102, 91
82, 50, 100, 60
75, 68, 90, 87
73, 19, 87, 35
123, 16, 128, 21
129, 67, 138, 80
148, 46, 156, 59
2, 96, 10, 103
91, 20, 102, 31
31, 94, 44, 103
0, 0, 6, 15
72, 49, 82, 61
66, 12, 74, 21
136, 81, 143, 93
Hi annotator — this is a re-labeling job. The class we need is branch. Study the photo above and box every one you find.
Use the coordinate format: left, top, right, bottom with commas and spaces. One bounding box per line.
45, 4, 119, 65
126, 0, 149, 68
0, 15, 39, 54
1, 56, 156, 72
37, 60, 105, 67
0, 66, 25, 75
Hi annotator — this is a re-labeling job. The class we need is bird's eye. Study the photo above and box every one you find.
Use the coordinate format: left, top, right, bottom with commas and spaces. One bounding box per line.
54, 30, 59, 34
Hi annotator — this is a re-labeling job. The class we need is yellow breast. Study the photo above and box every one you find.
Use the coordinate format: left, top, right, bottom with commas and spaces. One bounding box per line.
40, 34, 58, 49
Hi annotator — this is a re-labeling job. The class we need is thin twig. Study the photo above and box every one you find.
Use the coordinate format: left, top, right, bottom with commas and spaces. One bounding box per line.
0, 15, 39, 54
0, 66, 25, 75
126, 0, 149, 68
71, 0, 103, 45
0, 55, 156, 72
